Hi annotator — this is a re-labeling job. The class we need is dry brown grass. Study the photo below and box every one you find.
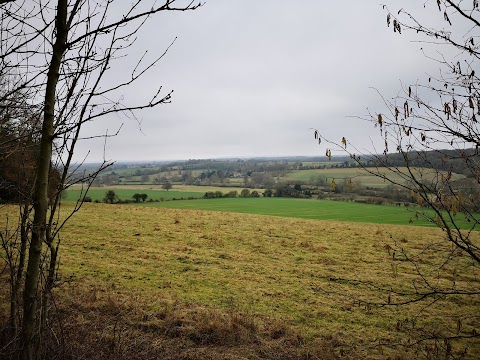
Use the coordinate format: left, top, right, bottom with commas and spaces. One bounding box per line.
49, 283, 343, 360
1, 203, 479, 359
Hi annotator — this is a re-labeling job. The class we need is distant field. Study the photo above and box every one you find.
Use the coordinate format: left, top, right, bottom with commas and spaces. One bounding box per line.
64, 185, 477, 229
102, 168, 205, 179
63, 188, 204, 202
131, 169, 205, 182
174, 184, 264, 193
63, 184, 477, 229
134, 197, 477, 229
101, 166, 162, 176
301, 161, 342, 166
64, 185, 263, 202
285, 167, 465, 187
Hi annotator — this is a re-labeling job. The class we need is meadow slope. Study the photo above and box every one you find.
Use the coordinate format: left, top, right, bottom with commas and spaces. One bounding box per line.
1, 203, 475, 358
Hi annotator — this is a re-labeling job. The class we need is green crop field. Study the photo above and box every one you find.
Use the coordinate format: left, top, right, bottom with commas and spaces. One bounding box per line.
285, 167, 465, 188
132, 197, 477, 229
64, 185, 478, 229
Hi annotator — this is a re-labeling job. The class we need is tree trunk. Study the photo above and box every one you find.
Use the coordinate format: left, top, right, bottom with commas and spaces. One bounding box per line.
41, 242, 58, 335
21, 1, 68, 358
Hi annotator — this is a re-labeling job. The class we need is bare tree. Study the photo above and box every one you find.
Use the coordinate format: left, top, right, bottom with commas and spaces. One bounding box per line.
0, 1, 201, 358
314, 1, 479, 357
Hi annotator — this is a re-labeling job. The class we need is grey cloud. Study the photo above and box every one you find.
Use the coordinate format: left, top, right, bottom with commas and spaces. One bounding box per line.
75, 0, 450, 162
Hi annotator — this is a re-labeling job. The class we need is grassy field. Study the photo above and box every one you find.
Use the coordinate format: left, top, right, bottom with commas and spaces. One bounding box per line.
102, 166, 162, 176
1, 203, 478, 358
64, 185, 262, 202
285, 167, 465, 187
64, 184, 478, 229
63, 188, 205, 202
133, 197, 477, 229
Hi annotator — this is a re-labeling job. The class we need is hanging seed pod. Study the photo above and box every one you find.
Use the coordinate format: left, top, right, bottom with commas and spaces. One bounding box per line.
341, 137, 347, 149
444, 103, 451, 119
395, 107, 399, 120
469, 96, 474, 108
326, 148, 332, 161
387, 13, 391, 27
452, 98, 457, 113
396, 22, 401, 34
404, 101, 409, 117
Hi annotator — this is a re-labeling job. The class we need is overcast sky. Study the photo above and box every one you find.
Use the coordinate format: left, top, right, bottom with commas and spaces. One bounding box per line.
76, 0, 447, 162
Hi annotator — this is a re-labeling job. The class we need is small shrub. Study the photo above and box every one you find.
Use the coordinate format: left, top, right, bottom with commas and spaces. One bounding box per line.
240, 189, 251, 198
227, 191, 238, 198
251, 190, 260, 198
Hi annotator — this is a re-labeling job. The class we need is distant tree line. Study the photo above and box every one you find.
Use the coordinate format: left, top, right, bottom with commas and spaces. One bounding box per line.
101, 191, 154, 204
92, 157, 362, 187
202, 185, 310, 199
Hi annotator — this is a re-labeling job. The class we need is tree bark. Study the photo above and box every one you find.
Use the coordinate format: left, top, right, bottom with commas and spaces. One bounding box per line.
21, 1, 68, 358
